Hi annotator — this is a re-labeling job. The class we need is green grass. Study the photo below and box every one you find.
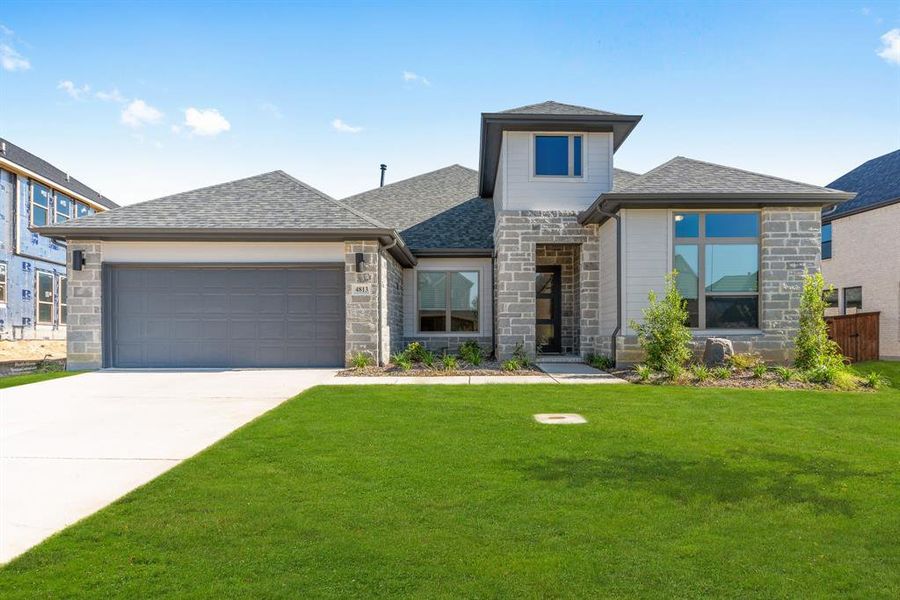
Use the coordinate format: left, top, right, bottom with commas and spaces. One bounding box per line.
0, 369, 84, 389
853, 360, 900, 388
1, 380, 898, 598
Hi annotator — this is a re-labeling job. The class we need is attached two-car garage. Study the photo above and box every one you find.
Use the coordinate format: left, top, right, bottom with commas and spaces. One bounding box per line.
103, 264, 345, 368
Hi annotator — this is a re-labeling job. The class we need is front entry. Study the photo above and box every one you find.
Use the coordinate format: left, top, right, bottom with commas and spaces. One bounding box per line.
535, 265, 562, 353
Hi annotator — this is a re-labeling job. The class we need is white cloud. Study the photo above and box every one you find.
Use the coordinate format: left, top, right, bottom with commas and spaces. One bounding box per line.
0, 24, 14, 37
331, 118, 362, 133
121, 99, 164, 128
58, 80, 91, 100
402, 70, 430, 86
171, 124, 182, 134
0, 43, 30, 72
260, 102, 283, 119
183, 107, 231, 136
96, 87, 126, 103
877, 29, 900, 65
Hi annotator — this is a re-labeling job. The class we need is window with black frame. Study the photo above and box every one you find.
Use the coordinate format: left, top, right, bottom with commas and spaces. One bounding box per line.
673, 212, 760, 329
821, 223, 832, 260
843, 286, 862, 313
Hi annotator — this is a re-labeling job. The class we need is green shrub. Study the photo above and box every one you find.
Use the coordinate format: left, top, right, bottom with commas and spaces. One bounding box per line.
421, 350, 436, 369
728, 353, 762, 370
795, 272, 845, 372
404, 342, 428, 363
587, 354, 615, 370
350, 352, 373, 369
391, 353, 412, 371
630, 271, 692, 371
459, 341, 484, 366
752, 363, 767, 379
862, 371, 890, 389
773, 366, 797, 382
712, 366, 731, 380
663, 360, 685, 382
441, 354, 459, 371
512, 342, 531, 368
634, 364, 652, 382
690, 364, 711, 382
501, 358, 522, 372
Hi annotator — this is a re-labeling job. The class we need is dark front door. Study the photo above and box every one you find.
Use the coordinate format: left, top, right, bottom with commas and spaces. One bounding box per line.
535, 265, 561, 353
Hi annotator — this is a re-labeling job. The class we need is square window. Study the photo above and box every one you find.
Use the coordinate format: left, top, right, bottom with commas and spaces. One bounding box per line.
674, 213, 699, 238
535, 136, 569, 176
417, 271, 479, 333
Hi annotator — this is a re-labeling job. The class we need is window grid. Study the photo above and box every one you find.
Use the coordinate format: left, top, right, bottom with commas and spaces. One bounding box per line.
673, 212, 761, 329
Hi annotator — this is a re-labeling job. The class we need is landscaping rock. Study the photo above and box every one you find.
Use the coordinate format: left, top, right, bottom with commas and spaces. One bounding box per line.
703, 338, 734, 366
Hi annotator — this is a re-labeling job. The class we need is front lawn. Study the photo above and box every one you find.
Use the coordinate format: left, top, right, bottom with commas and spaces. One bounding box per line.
0, 369, 83, 389
1, 382, 898, 598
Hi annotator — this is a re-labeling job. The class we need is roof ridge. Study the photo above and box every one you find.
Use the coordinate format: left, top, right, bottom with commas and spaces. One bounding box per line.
671, 155, 842, 193
343, 164, 476, 200
501, 100, 619, 115
274, 170, 390, 229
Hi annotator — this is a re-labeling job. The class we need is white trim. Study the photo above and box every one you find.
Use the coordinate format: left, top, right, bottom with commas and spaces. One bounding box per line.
0, 158, 110, 212
35, 270, 55, 325
405, 257, 492, 338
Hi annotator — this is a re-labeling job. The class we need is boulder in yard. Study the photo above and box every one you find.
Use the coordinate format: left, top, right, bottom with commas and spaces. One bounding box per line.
703, 337, 734, 366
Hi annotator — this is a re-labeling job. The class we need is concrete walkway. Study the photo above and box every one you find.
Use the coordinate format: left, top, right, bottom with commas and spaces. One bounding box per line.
0, 369, 336, 563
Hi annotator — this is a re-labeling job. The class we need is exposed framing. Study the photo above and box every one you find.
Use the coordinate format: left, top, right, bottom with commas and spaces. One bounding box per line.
671, 210, 761, 330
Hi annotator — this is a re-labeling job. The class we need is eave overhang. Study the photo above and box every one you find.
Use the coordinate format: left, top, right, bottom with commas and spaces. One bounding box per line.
478, 112, 642, 198
410, 247, 493, 258
821, 196, 900, 224
33, 226, 418, 267
577, 192, 857, 226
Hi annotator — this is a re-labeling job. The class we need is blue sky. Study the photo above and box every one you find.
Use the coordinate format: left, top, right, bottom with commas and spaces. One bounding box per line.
1, 1, 898, 205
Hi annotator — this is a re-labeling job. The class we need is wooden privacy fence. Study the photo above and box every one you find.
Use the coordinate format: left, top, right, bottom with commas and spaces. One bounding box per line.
825, 311, 880, 363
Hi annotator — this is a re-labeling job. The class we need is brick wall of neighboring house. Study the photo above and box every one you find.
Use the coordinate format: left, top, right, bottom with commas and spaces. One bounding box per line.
821, 202, 900, 360
493, 210, 600, 360
615, 206, 821, 365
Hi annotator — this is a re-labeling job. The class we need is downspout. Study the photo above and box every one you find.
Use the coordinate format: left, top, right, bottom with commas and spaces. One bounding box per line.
378, 236, 400, 366
595, 206, 622, 362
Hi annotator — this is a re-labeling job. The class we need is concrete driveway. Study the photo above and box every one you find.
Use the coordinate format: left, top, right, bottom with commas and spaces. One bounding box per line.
0, 369, 336, 563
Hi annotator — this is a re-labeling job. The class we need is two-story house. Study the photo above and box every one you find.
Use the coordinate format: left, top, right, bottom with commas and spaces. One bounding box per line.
0, 138, 117, 341
821, 149, 900, 360
40, 102, 852, 370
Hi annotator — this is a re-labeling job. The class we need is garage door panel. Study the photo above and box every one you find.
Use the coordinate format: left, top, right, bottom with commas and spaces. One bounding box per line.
106, 265, 345, 368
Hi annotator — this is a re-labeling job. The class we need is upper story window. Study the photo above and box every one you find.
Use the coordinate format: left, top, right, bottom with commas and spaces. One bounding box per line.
534, 134, 582, 177
55, 193, 72, 223
673, 212, 760, 329
31, 182, 52, 226
822, 223, 832, 260
76, 200, 94, 218
417, 271, 480, 333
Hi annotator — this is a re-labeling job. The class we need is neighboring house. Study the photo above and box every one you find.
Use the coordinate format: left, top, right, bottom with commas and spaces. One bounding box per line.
39, 101, 852, 369
820, 149, 900, 360
0, 138, 117, 341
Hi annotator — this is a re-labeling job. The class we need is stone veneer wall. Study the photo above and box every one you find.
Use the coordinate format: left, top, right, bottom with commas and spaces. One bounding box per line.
344, 240, 381, 365
400, 335, 494, 356
493, 211, 600, 360
615, 206, 821, 365
66, 241, 103, 370
535, 244, 580, 354
382, 250, 404, 359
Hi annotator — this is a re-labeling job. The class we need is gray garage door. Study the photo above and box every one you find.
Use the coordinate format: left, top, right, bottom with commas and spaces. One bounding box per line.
104, 265, 345, 368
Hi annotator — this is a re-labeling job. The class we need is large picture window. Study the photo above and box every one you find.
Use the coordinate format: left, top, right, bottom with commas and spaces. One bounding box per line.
673, 212, 760, 329
417, 271, 479, 333
534, 134, 583, 177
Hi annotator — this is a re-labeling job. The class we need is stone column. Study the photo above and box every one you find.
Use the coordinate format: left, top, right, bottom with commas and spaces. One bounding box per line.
578, 225, 601, 357
66, 241, 103, 370
344, 240, 381, 366
494, 213, 536, 360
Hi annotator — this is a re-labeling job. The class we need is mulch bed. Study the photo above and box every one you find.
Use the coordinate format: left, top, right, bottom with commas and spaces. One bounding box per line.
609, 367, 867, 391
338, 361, 544, 377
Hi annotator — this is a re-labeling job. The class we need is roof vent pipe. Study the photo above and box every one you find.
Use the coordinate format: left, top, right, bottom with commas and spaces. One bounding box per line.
379, 164, 387, 187
0, 141, 5, 154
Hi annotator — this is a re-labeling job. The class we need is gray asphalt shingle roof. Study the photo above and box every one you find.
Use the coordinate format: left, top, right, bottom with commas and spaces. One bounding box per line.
499, 101, 622, 116
344, 165, 494, 251
824, 149, 900, 220
0, 137, 118, 209
612, 168, 641, 192
613, 156, 849, 196
42, 170, 386, 231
